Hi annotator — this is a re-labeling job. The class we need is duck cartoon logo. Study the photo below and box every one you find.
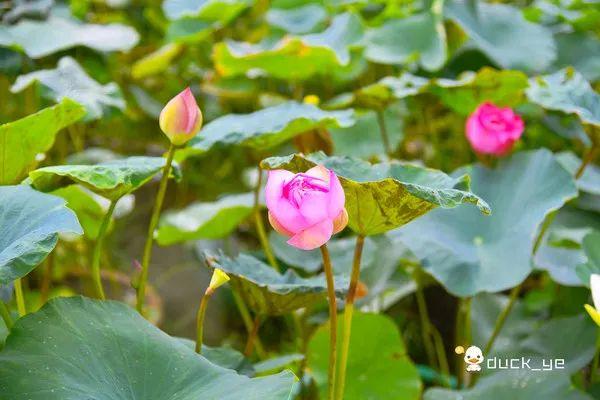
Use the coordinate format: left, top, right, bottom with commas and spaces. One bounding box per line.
455, 345, 484, 372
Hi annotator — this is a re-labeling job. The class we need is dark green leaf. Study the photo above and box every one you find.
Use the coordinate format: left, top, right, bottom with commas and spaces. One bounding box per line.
0, 185, 82, 284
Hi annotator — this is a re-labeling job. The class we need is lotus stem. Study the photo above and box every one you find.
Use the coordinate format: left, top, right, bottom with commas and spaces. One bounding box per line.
484, 285, 520, 355
576, 145, 598, 179
376, 110, 392, 156
591, 329, 600, 385
253, 167, 279, 271
14, 278, 26, 317
244, 315, 262, 357
195, 287, 213, 354
136, 143, 176, 314
320, 244, 338, 400
0, 301, 13, 329
91, 199, 117, 300
336, 235, 365, 400
231, 287, 267, 359
414, 273, 437, 369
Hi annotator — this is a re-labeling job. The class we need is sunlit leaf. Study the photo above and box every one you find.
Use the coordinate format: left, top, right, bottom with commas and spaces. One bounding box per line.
214, 13, 363, 79
0, 99, 85, 185
261, 152, 490, 236
0, 296, 297, 399
430, 67, 528, 115
445, 0, 556, 72
177, 102, 354, 160
28, 156, 180, 201
131, 43, 182, 79
395, 150, 577, 297
205, 252, 348, 316
157, 192, 256, 245
354, 74, 429, 109
0, 185, 82, 284
308, 313, 422, 400
0, 15, 139, 58
162, 0, 251, 21
11, 57, 125, 121
526, 68, 600, 128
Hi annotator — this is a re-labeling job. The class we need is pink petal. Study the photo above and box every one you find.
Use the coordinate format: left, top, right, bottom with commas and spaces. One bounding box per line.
298, 191, 329, 226
287, 219, 334, 250
265, 170, 295, 210
179, 87, 200, 133
305, 165, 330, 182
332, 208, 348, 234
265, 170, 310, 233
268, 212, 294, 237
327, 170, 345, 218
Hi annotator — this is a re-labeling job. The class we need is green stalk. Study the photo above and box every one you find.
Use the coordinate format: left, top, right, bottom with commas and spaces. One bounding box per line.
320, 244, 338, 400
591, 328, 600, 385
414, 272, 437, 368
195, 288, 213, 353
430, 324, 450, 386
0, 301, 13, 329
91, 199, 117, 300
244, 315, 262, 357
376, 110, 392, 156
253, 167, 279, 271
136, 144, 176, 314
14, 278, 26, 317
484, 285, 520, 354
231, 288, 266, 359
336, 235, 364, 400
576, 145, 598, 179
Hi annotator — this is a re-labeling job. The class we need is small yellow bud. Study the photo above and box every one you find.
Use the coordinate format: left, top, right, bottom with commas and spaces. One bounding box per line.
303, 94, 320, 106
208, 269, 230, 291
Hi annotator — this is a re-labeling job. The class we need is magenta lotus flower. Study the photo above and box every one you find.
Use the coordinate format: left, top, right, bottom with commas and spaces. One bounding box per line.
266, 165, 348, 250
159, 87, 203, 146
466, 102, 524, 156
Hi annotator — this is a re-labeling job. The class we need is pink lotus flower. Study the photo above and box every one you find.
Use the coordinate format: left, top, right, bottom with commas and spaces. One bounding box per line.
266, 165, 348, 250
466, 102, 524, 156
159, 87, 203, 146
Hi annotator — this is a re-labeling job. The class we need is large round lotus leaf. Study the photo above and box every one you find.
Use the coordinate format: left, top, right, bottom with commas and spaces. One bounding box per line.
157, 192, 257, 245
177, 102, 354, 161
429, 67, 528, 115
0, 15, 139, 59
364, 6, 446, 71
205, 252, 348, 316
28, 156, 181, 201
11, 57, 126, 121
395, 150, 577, 297
213, 13, 363, 80
425, 370, 592, 400
556, 152, 600, 195
445, 0, 556, 73
0, 185, 82, 284
526, 68, 600, 128
0, 297, 296, 399
162, 0, 251, 21
307, 312, 422, 400
471, 294, 596, 373
553, 32, 600, 82
0, 98, 85, 185
261, 152, 490, 236
266, 4, 328, 34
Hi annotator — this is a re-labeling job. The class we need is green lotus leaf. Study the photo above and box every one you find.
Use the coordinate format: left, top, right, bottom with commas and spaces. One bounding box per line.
261, 152, 490, 236
0, 185, 82, 284
11, 56, 126, 121
556, 152, 600, 195
429, 67, 528, 115
0, 99, 85, 185
425, 370, 592, 400
354, 73, 429, 109
1, 0, 52, 24
266, 4, 328, 34
162, 0, 251, 21
0, 296, 296, 399
364, 2, 446, 71
177, 102, 354, 160
526, 68, 600, 128
0, 15, 138, 58
395, 150, 577, 297
28, 156, 181, 201
254, 354, 304, 375
330, 106, 404, 157
157, 192, 257, 245
131, 43, 182, 79
214, 12, 363, 79
204, 252, 349, 316
177, 338, 254, 375
576, 231, 600, 286
553, 32, 600, 82
445, 0, 556, 72
270, 233, 406, 302
307, 312, 422, 400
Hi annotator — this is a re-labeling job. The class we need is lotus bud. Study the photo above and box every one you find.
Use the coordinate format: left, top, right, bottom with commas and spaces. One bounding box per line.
159, 87, 203, 146
585, 274, 600, 326
207, 269, 230, 294
303, 94, 320, 106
